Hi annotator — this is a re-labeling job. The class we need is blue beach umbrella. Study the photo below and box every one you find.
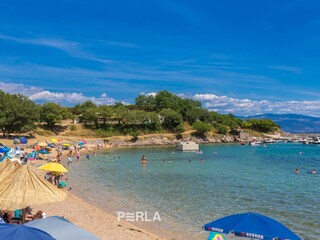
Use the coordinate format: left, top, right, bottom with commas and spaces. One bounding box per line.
203, 212, 301, 240
37, 149, 50, 154
0, 224, 55, 240
19, 137, 28, 144
0, 146, 10, 153
25, 216, 100, 240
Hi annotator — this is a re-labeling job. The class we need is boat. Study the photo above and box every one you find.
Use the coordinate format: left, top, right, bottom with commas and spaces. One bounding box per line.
249, 141, 262, 146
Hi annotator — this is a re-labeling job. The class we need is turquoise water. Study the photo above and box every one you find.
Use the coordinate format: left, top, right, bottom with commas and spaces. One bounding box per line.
68, 143, 320, 239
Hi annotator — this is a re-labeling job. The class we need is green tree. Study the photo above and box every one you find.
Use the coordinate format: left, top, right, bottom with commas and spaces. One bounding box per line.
0, 91, 39, 136
214, 123, 228, 135
192, 121, 212, 135
125, 110, 145, 125
81, 108, 99, 127
98, 105, 113, 125
113, 104, 127, 125
160, 109, 183, 132
135, 95, 157, 112
247, 119, 278, 133
144, 112, 161, 131
72, 101, 97, 115
155, 91, 182, 111
40, 102, 68, 130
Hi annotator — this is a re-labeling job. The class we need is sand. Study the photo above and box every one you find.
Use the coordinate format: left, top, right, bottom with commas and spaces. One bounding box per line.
33, 193, 164, 240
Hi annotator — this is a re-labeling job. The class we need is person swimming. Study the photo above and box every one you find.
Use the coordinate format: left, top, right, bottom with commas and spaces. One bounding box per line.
141, 155, 147, 165
295, 168, 300, 174
311, 169, 317, 174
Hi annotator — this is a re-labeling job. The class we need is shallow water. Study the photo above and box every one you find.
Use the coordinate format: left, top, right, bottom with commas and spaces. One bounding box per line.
68, 143, 320, 239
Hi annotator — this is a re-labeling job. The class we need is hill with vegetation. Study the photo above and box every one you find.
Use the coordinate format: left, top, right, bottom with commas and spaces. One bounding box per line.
0, 90, 279, 139
242, 113, 320, 133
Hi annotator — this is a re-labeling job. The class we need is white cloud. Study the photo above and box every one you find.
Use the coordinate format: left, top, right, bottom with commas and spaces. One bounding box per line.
146, 92, 157, 97
193, 93, 320, 117
0, 34, 113, 64
0, 82, 115, 105
268, 65, 302, 74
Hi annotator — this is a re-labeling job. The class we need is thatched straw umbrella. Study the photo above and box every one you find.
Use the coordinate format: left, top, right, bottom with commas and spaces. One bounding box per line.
0, 158, 11, 170
0, 160, 21, 182
0, 165, 67, 211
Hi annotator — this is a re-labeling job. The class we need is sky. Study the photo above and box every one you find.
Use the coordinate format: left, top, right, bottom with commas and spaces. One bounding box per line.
1, 0, 320, 116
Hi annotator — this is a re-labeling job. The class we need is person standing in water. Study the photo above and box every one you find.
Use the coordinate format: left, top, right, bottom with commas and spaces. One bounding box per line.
141, 155, 147, 165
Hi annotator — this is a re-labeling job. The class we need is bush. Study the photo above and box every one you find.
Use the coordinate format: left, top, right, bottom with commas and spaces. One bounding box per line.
214, 123, 228, 135
130, 131, 139, 142
70, 125, 76, 131
192, 121, 212, 135
176, 133, 183, 140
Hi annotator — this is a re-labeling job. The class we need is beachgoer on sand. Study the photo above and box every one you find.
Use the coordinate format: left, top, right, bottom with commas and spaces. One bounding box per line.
68, 156, 73, 166
76, 152, 81, 162
53, 172, 64, 186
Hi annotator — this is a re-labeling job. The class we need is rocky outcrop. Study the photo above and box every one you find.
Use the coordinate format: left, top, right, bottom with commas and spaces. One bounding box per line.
108, 134, 239, 147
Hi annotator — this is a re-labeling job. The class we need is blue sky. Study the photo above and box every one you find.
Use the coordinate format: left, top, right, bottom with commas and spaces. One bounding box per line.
1, 0, 320, 116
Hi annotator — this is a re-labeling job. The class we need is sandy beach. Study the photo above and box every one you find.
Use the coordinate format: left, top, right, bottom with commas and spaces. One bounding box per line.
33, 193, 163, 240
0, 136, 166, 240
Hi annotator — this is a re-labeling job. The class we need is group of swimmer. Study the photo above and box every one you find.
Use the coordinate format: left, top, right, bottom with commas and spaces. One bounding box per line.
141, 155, 205, 165
295, 151, 317, 175
295, 168, 317, 174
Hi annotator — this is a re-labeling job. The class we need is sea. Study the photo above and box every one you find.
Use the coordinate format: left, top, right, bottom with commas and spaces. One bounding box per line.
68, 143, 320, 240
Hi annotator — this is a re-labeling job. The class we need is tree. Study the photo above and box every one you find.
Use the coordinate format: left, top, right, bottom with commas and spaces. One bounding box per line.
192, 121, 212, 135
160, 109, 183, 132
0, 91, 39, 136
40, 103, 68, 130
81, 108, 99, 127
247, 119, 278, 133
144, 112, 161, 131
98, 105, 113, 124
214, 123, 228, 135
125, 110, 145, 125
72, 101, 97, 115
135, 95, 157, 112
155, 91, 182, 111
113, 104, 127, 125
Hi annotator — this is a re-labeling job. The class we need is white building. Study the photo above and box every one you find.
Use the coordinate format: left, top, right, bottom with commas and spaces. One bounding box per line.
176, 141, 199, 151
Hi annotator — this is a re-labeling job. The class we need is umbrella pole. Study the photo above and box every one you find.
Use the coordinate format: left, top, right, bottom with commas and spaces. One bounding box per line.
22, 208, 26, 224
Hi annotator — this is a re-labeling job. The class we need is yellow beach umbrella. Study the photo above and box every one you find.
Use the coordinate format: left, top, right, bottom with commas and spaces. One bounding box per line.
38, 142, 48, 147
0, 165, 67, 211
63, 143, 70, 146
39, 163, 69, 173
51, 138, 58, 143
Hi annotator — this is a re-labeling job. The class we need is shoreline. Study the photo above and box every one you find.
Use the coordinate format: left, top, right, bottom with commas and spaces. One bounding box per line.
0, 133, 294, 240
0, 136, 166, 240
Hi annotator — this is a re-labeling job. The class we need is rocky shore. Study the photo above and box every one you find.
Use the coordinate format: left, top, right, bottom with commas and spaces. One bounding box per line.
107, 134, 239, 148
